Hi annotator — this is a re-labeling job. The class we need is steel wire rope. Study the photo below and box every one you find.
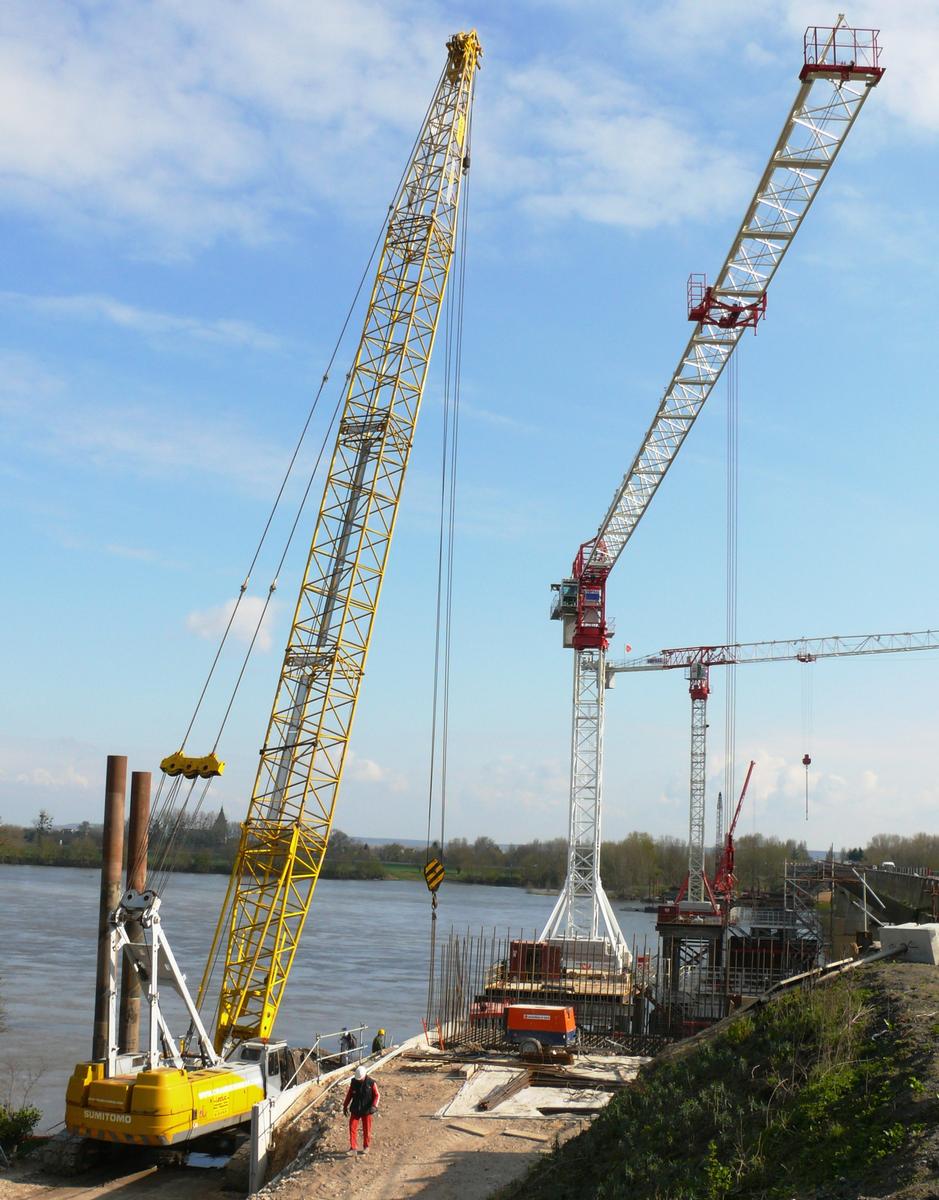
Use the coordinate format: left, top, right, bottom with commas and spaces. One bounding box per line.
724, 353, 739, 841
801, 665, 814, 819
423, 290, 454, 859
190, 384, 348, 1038
424, 246, 457, 1023
194, 72, 457, 1025
439, 160, 471, 854
425, 106, 473, 1023
141, 73, 447, 896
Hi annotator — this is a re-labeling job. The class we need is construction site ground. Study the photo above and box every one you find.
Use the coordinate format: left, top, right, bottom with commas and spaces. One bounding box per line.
0, 1054, 599, 1200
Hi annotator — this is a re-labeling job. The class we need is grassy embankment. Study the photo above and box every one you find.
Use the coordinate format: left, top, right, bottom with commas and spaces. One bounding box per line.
497, 966, 935, 1200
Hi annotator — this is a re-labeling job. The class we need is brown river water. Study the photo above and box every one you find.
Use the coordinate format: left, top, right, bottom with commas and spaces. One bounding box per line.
0, 864, 657, 1129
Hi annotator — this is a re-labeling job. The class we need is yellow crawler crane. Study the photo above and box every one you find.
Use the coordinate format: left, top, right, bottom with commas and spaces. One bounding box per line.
66, 29, 481, 1148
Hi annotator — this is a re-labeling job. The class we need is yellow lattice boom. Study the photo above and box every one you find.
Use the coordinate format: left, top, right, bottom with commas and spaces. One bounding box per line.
202, 31, 482, 1050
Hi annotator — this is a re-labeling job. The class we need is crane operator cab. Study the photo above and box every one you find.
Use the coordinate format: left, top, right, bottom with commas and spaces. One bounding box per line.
229, 1041, 292, 1096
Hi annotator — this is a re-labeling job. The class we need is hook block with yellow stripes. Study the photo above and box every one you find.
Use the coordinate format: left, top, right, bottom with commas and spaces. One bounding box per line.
424, 858, 445, 892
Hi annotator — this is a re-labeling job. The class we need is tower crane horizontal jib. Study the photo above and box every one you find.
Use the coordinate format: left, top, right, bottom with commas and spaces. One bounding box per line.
608, 628, 939, 676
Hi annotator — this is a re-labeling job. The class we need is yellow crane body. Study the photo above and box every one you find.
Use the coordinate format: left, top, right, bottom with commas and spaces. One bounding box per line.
66, 29, 480, 1147
205, 29, 480, 1052
65, 1062, 263, 1146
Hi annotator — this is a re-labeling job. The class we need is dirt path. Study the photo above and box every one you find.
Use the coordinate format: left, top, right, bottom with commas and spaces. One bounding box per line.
0, 1162, 225, 1200
0, 1059, 584, 1200
266, 1059, 585, 1200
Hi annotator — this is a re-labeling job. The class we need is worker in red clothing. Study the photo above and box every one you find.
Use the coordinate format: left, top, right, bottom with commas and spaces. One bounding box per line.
343, 1064, 380, 1154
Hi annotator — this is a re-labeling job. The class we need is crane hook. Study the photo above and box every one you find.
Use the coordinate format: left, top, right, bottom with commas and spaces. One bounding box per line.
802, 753, 812, 820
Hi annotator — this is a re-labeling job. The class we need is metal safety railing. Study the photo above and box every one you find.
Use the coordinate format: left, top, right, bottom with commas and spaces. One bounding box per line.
284, 1022, 372, 1089
802, 24, 883, 73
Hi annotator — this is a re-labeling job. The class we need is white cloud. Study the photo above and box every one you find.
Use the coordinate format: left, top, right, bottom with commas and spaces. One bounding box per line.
103, 543, 157, 563
0, 0, 934, 260
186, 594, 279, 652
0, 349, 64, 402
459, 401, 537, 436
0, 292, 282, 351
14, 765, 91, 791
346, 751, 407, 793
0, 0, 821, 252
479, 62, 751, 231
464, 752, 568, 818
0, 0, 443, 253
405, 472, 551, 543
0, 736, 99, 822
786, 0, 939, 136
621, 1, 939, 137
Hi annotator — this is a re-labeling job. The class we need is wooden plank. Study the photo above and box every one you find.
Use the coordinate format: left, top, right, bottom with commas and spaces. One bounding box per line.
537, 1105, 605, 1115
502, 1128, 551, 1143
448, 1121, 490, 1137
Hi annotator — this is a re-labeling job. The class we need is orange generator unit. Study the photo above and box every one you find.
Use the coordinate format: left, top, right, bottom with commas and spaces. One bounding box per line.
504, 1004, 577, 1054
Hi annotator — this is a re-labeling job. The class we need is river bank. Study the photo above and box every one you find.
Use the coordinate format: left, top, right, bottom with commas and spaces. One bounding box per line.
0, 852, 670, 901
497, 960, 939, 1200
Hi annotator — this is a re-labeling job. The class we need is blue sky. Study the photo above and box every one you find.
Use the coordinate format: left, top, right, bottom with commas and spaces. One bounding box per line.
1, 0, 937, 851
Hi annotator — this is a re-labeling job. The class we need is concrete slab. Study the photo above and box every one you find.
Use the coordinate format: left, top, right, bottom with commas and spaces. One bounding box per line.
880, 923, 939, 965
434, 1056, 645, 1120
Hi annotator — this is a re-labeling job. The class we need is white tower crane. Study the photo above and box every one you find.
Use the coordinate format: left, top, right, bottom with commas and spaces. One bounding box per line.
543, 24, 884, 958
607, 628, 939, 901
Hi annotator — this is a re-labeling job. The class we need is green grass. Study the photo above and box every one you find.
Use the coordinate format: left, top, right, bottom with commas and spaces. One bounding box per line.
381, 862, 424, 881
496, 974, 931, 1200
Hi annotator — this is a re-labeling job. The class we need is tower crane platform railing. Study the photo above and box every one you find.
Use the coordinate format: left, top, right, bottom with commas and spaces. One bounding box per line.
544, 21, 883, 956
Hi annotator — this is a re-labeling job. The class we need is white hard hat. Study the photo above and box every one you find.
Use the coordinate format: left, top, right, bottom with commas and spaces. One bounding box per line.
355, 1066, 367, 1080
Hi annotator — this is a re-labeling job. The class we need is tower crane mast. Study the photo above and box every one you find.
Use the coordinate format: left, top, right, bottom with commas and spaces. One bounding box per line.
545, 23, 883, 950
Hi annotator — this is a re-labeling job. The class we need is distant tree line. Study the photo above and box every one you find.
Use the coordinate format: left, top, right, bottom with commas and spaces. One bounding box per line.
361, 830, 814, 898
0, 807, 237, 873
840, 833, 939, 871
4, 809, 936, 895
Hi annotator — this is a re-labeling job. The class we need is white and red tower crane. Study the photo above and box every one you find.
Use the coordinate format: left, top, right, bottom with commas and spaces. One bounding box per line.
607, 628, 939, 902
543, 23, 884, 958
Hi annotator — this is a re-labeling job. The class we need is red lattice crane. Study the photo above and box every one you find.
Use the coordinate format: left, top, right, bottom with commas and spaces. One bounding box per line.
713, 760, 756, 903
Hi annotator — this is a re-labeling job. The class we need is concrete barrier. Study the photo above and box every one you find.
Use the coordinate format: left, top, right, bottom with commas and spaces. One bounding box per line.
879, 923, 939, 965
